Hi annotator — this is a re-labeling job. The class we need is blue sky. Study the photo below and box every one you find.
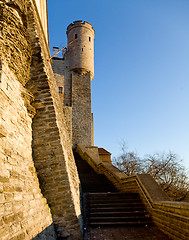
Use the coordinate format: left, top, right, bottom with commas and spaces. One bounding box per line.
47, 0, 189, 170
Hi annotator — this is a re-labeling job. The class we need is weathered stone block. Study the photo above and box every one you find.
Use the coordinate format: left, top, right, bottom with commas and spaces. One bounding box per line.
0, 125, 7, 138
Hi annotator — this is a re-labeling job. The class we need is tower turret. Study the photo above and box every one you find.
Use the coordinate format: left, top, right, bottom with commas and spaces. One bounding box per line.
52, 20, 95, 147
67, 20, 95, 80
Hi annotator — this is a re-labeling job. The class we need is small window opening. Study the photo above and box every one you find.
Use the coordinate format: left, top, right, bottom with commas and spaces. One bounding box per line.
82, 48, 83, 52
58, 87, 63, 93
89, 37, 91, 42
75, 34, 78, 39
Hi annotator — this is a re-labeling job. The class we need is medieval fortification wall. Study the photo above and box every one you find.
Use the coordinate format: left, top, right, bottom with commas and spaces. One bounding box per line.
1, 2, 189, 240
0, 1, 82, 239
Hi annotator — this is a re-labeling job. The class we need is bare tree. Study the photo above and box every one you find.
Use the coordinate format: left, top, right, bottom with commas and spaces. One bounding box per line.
144, 152, 189, 201
113, 142, 143, 176
113, 143, 189, 202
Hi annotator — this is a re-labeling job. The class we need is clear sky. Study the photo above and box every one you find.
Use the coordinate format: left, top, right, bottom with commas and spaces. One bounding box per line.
47, 0, 189, 171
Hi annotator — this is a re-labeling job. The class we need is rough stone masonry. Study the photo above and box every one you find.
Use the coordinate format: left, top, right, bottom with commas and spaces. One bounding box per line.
0, 0, 82, 239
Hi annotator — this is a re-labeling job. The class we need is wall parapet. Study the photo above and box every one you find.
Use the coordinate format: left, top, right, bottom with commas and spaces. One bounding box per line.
76, 144, 189, 240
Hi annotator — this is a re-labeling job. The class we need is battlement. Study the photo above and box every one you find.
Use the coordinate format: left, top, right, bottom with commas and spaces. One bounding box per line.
67, 20, 95, 34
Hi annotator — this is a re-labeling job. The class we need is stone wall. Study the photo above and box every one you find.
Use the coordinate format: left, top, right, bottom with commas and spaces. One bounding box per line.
51, 58, 65, 103
0, 0, 83, 239
26, 0, 82, 239
0, 60, 56, 240
0, 0, 31, 86
72, 72, 92, 147
152, 202, 189, 240
0, 1, 56, 238
63, 106, 72, 142
52, 59, 93, 148
52, 58, 93, 148
52, 54, 72, 107
91, 113, 94, 146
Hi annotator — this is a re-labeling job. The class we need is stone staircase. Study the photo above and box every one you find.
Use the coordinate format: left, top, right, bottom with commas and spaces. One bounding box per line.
74, 152, 153, 228
75, 148, 175, 240
85, 192, 152, 227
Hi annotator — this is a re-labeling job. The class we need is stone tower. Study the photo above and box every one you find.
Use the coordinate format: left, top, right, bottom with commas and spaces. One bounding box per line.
67, 20, 95, 80
51, 20, 95, 148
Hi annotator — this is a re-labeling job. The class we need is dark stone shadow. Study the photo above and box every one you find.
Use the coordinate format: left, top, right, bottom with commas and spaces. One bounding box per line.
32, 223, 57, 240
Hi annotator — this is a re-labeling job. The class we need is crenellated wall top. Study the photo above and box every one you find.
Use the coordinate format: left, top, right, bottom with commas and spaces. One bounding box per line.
67, 20, 95, 35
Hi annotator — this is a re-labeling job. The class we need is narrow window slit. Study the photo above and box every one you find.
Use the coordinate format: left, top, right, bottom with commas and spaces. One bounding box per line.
58, 87, 63, 93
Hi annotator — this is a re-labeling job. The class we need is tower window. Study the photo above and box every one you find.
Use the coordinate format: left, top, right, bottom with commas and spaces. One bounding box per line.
82, 48, 83, 52
89, 36, 91, 42
58, 87, 63, 93
75, 34, 78, 39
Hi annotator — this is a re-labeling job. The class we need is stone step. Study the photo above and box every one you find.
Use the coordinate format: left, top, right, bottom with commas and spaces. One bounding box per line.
89, 216, 152, 222
89, 221, 153, 227
88, 198, 142, 204
88, 202, 145, 208
87, 192, 140, 198
89, 211, 148, 217
89, 206, 146, 213
87, 194, 141, 200
83, 187, 115, 193
85, 191, 153, 228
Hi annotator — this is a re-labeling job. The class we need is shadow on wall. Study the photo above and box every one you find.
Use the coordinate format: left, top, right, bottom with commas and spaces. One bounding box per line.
32, 224, 57, 240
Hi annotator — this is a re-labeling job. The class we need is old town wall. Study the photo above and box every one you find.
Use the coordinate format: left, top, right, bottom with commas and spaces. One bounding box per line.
26, 0, 82, 239
0, 1, 56, 239
0, 0, 82, 239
